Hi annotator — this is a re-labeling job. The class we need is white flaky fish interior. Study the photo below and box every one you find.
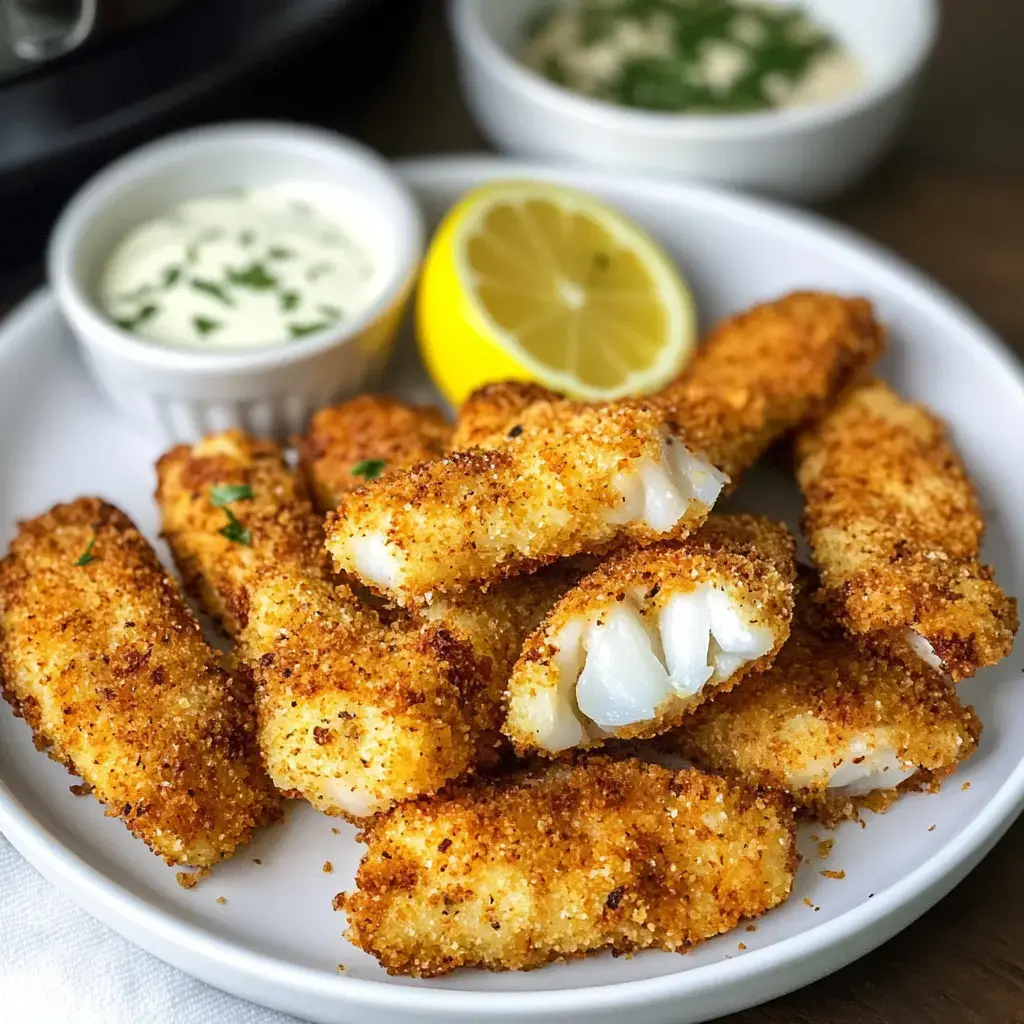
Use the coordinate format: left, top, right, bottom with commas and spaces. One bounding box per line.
905, 628, 944, 671
349, 532, 406, 594
522, 583, 775, 751
606, 434, 728, 533
791, 732, 918, 798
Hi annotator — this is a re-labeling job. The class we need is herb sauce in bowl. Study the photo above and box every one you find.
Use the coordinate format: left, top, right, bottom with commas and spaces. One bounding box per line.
521, 0, 862, 114
99, 183, 381, 349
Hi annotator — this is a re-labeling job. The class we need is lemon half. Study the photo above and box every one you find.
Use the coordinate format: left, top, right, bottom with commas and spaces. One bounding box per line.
416, 181, 696, 407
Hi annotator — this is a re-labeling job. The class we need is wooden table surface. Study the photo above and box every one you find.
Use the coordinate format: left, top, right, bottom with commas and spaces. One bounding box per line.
349, 4, 1024, 1023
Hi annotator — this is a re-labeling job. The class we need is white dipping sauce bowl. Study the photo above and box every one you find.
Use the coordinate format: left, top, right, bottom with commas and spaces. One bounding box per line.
48, 122, 424, 443
451, 0, 938, 203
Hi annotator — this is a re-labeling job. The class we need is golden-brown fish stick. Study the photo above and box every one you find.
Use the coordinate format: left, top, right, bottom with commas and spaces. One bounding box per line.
505, 515, 795, 754
157, 433, 480, 817
157, 430, 329, 636
297, 395, 453, 512
338, 757, 797, 976
796, 379, 1018, 680
663, 291, 886, 483
0, 499, 281, 866
451, 380, 558, 450
664, 574, 981, 826
326, 399, 728, 605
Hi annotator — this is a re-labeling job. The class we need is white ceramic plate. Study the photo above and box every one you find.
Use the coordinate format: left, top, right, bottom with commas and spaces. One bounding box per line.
1, 157, 1022, 1024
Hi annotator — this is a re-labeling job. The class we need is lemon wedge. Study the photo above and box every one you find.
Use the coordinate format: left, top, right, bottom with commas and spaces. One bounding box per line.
416, 181, 696, 407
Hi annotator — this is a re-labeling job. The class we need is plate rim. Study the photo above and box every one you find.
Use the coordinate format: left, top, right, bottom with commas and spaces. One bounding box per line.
1, 156, 1023, 1019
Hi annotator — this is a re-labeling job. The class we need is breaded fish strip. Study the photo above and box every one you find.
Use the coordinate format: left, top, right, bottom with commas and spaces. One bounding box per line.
157, 433, 479, 817
325, 399, 728, 605
796, 379, 1018, 680
663, 291, 886, 483
157, 429, 329, 636
337, 757, 797, 976
451, 380, 558, 450
415, 562, 589, 770
664, 573, 981, 826
297, 395, 453, 512
0, 499, 281, 866
505, 516, 795, 754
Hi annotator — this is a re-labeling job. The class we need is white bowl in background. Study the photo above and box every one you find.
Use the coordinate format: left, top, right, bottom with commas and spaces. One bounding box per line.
48, 122, 424, 443
450, 0, 938, 203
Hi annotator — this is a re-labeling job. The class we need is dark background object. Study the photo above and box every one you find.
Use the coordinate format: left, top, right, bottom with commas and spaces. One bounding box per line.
0, 0, 422, 298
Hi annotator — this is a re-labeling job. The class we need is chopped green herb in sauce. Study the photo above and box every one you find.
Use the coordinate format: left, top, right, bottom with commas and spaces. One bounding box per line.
74, 537, 98, 566
289, 321, 331, 338
352, 459, 387, 481
521, 0, 860, 114
279, 291, 301, 313
115, 304, 159, 331
191, 278, 235, 306
193, 315, 222, 336
228, 263, 277, 290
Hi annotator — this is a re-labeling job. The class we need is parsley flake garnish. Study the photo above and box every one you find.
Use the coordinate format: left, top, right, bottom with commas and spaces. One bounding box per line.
210, 483, 253, 507
74, 537, 98, 566
352, 459, 387, 481
268, 246, 294, 260
279, 290, 301, 313
193, 315, 222, 336
163, 266, 182, 288
228, 263, 277, 290
218, 508, 252, 547
289, 321, 330, 338
191, 278, 234, 306
115, 304, 159, 332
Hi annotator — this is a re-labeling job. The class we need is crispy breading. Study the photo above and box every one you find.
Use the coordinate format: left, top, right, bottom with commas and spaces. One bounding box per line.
297, 395, 453, 512
415, 561, 589, 771
325, 399, 726, 605
156, 432, 484, 817
241, 570, 479, 818
157, 429, 329, 635
451, 380, 559, 450
663, 572, 981, 826
663, 291, 886, 483
795, 378, 1018, 680
505, 515, 795, 753
0, 499, 281, 866
338, 757, 797, 976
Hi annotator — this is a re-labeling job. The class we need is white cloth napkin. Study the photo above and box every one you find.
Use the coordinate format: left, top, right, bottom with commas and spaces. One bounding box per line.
0, 835, 298, 1024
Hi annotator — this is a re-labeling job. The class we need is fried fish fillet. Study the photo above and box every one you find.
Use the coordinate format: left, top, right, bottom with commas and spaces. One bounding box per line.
337, 757, 797, 976
325, 292, 882, 605
663, 572, 981, 826
451, 380, 558, 450
0, 498, 281, 866
663, 291, 886, 484
297, 395, 453, 512
325, 399, 728, 605
505, 515, 795, 754
796, 378, 1018, 680
157, 432, 480, 817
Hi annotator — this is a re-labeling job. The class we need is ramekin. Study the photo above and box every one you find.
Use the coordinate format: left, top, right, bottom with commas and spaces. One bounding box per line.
451, 0, 938, 203
48, 122, 424, 443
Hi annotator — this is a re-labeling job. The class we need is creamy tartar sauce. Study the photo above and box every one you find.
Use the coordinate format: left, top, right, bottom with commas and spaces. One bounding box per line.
99, 183, 383, 349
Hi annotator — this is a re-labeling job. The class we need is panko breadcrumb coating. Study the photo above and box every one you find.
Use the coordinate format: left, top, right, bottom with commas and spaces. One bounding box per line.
795, 379, 1018, 680
297, 395, 453, 512
505, 515, 795, 754
156, 432, 484, 817
325, 399, 727, 605
0, 499, 281, 866
157, 430, 329, 636
663, 571, 981, 826
451, 380, 559, 450
338, 757, 797, 976
415, 561, 589, 770
663, 291, 886, 484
